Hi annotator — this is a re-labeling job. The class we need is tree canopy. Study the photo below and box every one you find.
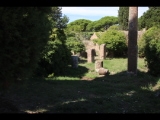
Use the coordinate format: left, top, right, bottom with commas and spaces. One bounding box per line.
86, 16, 118, 32
0, 7, 72, 88
138, 7, 160, 30
95, 29, 127, 57
66, 19, 92, 32
118, 7, 129, 30
0, 7, 52, 85
35, 7, 72, 77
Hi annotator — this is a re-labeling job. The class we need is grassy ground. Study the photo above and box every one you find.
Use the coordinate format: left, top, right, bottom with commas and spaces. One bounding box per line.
1, 58, 160, 113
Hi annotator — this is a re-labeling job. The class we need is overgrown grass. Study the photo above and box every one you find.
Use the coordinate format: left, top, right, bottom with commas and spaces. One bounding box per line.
1, 58, 160, 113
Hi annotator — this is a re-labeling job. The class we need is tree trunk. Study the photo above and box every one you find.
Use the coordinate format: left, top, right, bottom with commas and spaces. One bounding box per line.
127, 7, 138, 75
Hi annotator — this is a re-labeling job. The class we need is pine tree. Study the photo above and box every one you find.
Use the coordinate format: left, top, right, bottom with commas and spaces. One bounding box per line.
138, 7, 160, 30
118, 7, 129, 30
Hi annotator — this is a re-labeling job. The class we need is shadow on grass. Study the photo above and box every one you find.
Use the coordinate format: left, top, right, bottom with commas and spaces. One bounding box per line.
61, 65, 89, 78
2, 68, 160, 113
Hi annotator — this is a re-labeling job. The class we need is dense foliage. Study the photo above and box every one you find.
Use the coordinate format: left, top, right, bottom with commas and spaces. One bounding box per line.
138, 7, 160, 30
66, 17, 118, 32
66, 19, 92, 32
35, 7, 72, 77
107, 25, 120, 30
0, 7, 73, 88
64, 30, 89, 55
139, 26, 160, 76
118, 7, 129, 30
0, 7, 52, 86
86, 16, 118, 32
35, 28, 72, 77
66, 36, 85, 55
95, 29, 127, 57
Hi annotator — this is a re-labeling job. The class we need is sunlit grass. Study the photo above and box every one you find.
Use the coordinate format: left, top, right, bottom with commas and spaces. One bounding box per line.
62, 98, 87, 105
46, 77, 80, 81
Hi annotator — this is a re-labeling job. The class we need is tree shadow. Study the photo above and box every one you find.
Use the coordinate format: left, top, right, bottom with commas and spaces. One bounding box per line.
2, 67, 160, 113
61, 65, 89, 78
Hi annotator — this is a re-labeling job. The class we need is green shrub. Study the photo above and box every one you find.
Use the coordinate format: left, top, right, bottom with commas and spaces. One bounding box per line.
80, 32, 94, 40
107, 25, 120, 30
138, 27, 159, 58
142, 26, 160, 76
92, 32, 104, 44
65, 31, 76, 37
138, 37, 146, 58
95, 32, 104, 38
66, 36, 85, 54
35, 29, 72, 77
97, 30, 127, 57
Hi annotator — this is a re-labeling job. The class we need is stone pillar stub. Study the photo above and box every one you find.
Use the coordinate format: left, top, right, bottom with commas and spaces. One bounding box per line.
99, 44, 106, 60
71, 55, 79, 68
95, 60, 103, 72
87, 49, 95, 63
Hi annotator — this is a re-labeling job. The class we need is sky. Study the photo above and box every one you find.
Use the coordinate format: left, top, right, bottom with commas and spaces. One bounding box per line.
61, 7, 149, 23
